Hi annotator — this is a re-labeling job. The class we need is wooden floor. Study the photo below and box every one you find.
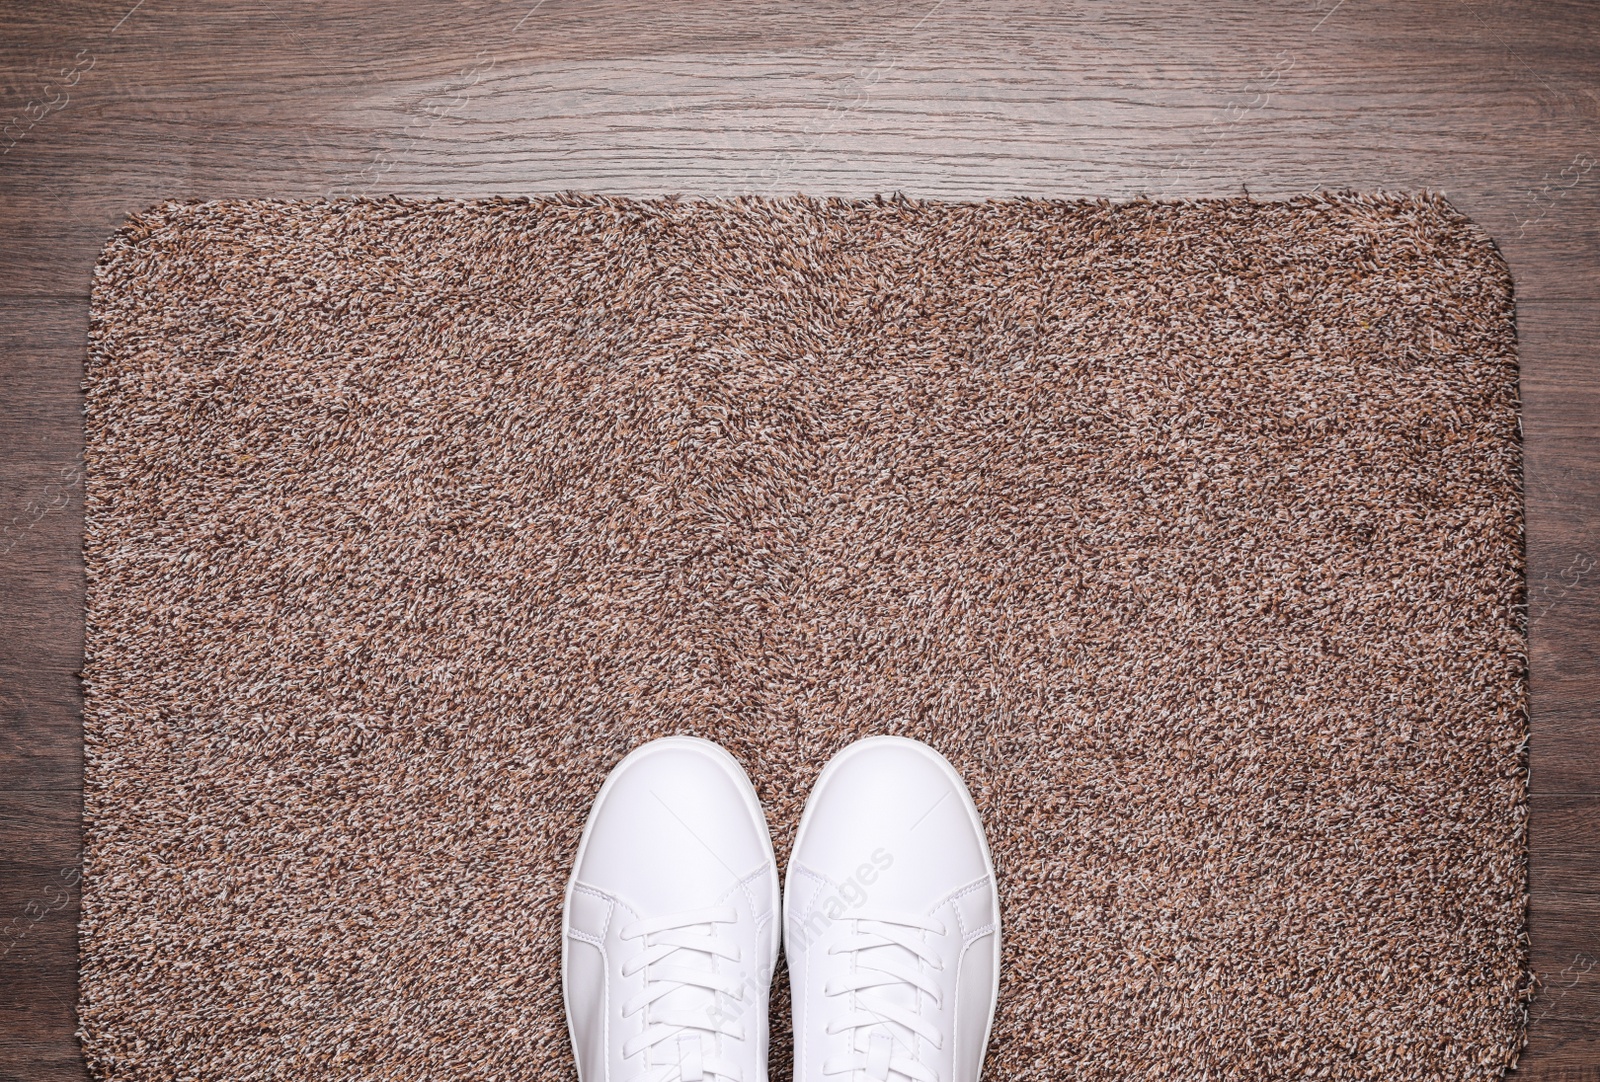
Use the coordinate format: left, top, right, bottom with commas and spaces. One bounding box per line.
2, 0, 1598, 1077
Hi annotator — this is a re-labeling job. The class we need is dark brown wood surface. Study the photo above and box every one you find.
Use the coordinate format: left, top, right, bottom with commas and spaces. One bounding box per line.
2, 1, 1597, 1078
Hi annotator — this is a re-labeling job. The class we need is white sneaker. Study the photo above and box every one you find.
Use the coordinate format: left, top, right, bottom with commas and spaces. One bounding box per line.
784, 737, 1000, 1082
564, 737, 781, 1082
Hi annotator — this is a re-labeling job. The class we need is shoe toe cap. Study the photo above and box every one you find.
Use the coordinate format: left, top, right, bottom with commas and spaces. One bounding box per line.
574, 738, 772, 912
792, 737, 993, 912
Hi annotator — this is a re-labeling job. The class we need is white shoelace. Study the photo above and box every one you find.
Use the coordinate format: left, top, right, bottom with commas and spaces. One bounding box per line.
619, 905, 747, 1082
821, 911, 947, 1082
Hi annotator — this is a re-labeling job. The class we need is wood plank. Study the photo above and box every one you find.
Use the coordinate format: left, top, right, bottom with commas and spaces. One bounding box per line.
0, 300, 84, 794
0, 299, 84, 567
1517, 1030, 1600, 1082
0, 792, 81, 1082
1529, 678, 1600, 795
3, 0, 1600, 296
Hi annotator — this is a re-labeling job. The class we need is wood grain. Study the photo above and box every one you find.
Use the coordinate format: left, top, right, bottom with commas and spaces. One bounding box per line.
1, 0, 1596, 1077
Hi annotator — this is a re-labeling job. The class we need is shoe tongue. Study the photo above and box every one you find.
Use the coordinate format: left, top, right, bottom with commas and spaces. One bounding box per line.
675, 1033, 705, 1082
651, 926, 720, 1065
866, 1031, 894, 1081
854, 926, 922, 1060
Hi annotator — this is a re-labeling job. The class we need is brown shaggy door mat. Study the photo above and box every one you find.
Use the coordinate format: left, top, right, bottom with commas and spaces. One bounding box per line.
82, 193, 1528, 1081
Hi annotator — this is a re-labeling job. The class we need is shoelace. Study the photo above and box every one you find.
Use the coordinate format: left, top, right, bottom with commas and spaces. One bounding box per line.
821, 910, 947, 1082
619, 905, 747, 1082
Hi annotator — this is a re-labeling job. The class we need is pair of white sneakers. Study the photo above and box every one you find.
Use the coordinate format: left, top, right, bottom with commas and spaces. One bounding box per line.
563, 735, 1001, 1082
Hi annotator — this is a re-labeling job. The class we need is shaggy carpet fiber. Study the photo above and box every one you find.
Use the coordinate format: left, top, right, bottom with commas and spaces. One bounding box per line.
81, 193, 1528, 1082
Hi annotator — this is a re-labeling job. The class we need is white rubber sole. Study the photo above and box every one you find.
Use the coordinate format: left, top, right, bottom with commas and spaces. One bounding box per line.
782, 734, 1002, 1082
560, 735, 782, 1081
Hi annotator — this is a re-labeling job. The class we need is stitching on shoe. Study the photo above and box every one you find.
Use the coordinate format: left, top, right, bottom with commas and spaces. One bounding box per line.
716, 865, 770, 927
570, 884, 617, 942
788, 864, 830, 1081
612, 897, 641, 939
944, 878, 997, 941
793, 862, 841, 900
